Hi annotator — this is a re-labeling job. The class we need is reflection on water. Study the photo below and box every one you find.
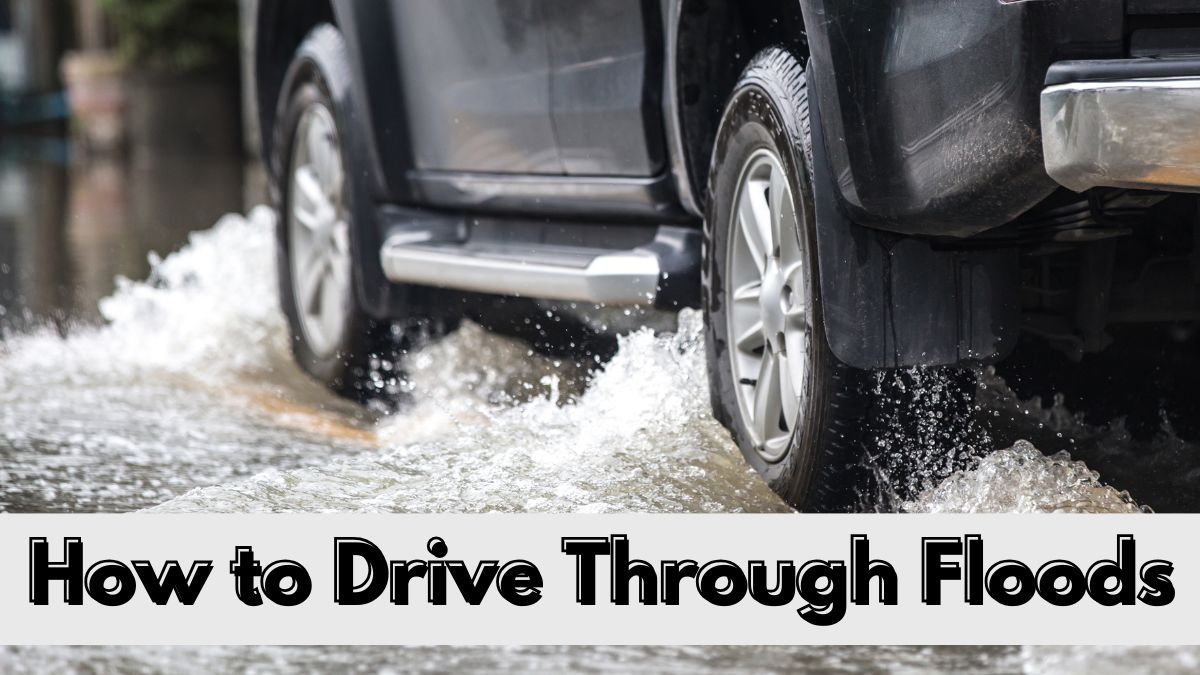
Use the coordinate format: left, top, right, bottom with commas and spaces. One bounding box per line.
1, 158, 1198, 671
0, 142, 243, 334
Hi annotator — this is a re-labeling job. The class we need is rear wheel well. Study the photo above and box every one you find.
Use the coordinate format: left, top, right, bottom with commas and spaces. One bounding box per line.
675, 0, 807, 204
254, 0, 337, 172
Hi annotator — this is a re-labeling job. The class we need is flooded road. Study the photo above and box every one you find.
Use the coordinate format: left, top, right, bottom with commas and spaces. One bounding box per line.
1, 204, 1198, 670
0, 207, 1153, 517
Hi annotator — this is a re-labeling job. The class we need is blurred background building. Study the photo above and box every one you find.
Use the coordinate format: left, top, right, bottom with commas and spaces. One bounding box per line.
0, 1, 72, 116
0, 0, 250, 336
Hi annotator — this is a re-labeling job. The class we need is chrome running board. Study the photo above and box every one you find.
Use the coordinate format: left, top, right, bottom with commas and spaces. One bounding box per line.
380, 226, 697, 306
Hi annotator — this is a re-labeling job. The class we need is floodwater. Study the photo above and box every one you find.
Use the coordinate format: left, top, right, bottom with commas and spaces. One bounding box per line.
2, 156, 1200, 671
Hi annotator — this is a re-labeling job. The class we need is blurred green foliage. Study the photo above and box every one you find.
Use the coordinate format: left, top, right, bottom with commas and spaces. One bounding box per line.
99, 0, 239, 72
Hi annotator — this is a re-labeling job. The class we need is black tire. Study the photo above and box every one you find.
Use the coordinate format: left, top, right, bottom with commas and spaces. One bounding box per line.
704, 48, 868, 512
272, 25, 433, 405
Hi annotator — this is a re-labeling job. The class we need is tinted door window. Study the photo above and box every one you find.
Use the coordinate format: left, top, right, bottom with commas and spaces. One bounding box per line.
393, 0, 563, 174
546, 0, 666, 177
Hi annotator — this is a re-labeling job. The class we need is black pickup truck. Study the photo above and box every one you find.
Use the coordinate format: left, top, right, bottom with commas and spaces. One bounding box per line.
251, 0, 1200, 510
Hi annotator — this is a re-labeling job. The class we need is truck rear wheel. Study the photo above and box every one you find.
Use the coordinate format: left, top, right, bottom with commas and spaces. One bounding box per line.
704, 48, 868, 511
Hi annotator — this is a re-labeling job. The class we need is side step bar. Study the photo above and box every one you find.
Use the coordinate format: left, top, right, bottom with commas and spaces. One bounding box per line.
1042, 58, 1200, 193
380, 224, 699, 307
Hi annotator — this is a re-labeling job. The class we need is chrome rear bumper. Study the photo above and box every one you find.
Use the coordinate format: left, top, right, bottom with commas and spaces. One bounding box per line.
1042, 76, 1200, 193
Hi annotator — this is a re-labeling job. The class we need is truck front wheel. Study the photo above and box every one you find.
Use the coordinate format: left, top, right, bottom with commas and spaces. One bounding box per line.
704, 48, 869, 511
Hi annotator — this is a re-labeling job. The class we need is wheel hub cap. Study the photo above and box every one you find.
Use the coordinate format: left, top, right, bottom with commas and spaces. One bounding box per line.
725, 149, 812, 463
288, 102, 351, 359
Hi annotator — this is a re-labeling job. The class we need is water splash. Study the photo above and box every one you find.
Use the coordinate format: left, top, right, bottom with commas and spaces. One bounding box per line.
863, 367, 992, 509
152, 311, 787, 514
0, 207, 1150, 518
0, 208, 368, 513
0, 208, 1181, 671
904, 440, 1144, 514
0, 206, 288, 387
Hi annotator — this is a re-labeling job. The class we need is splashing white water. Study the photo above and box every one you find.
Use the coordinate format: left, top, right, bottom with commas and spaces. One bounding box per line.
0, 209, 1180, 672
904, 440, 1143, 514
152, 311, 786, 514
0, 206, 287, 388
0, 208, 364, 513
0, 207, 1145, 517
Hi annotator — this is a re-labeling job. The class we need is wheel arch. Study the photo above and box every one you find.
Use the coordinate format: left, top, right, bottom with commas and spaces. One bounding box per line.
670, 4, 1021, 370
669, 0, 808, 216
265, 8, 418, 321
254, 0, 337, 183
255, 1, 411, 204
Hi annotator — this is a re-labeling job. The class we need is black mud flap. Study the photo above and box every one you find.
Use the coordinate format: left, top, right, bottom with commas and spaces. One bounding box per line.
806, 63, 1020, 369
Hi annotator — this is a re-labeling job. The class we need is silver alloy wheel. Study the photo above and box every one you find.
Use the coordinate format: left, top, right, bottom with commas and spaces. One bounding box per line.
288, 102, 352, 359
725, 148, 812, 462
